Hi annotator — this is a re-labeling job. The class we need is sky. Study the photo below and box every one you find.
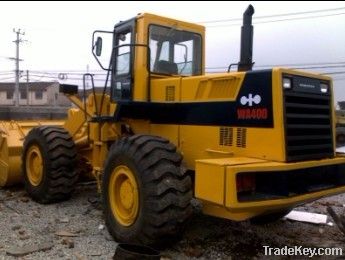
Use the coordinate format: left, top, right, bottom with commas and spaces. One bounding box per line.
0, 1, 344, 102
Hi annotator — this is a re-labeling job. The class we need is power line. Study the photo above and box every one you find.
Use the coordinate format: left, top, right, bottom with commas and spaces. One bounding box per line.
30, 70, 108, 76
29, 69, 106, 72
206, 12, 345, 28
293, 65, 345, 70
254, 12, 345, 25
321, 71, 345, 75
29, 73, 108, 82
256, 61, 345, 67
0, 76, 15, 81
206, 61, 345, 70
199, 6, 345, 24
0, 72, 14, 75
30, 73, 105, 79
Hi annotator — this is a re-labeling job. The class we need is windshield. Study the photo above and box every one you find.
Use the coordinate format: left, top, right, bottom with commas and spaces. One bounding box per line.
149, 25, 202, 76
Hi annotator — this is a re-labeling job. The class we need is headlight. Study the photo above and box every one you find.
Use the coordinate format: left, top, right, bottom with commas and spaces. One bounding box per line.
320, 83, 329, 93
283, 77, 292, 89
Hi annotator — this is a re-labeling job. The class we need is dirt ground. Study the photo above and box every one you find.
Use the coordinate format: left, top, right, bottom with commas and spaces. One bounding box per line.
1, 183, 345, 259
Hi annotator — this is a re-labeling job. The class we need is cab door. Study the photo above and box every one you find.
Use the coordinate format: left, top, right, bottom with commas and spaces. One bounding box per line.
111, 19, 136, 101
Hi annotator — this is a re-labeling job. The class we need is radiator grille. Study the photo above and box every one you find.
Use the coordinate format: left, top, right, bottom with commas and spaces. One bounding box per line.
236, 128, 247, 148
165, 86, 175, 101
219, 127, 233, 146
284, 91, 333, 161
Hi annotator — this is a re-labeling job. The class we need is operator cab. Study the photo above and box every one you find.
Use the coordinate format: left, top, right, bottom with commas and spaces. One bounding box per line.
93, 13, 205, 102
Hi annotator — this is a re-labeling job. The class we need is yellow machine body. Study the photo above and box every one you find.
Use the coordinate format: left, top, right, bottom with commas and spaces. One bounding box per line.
195, 157, 345, 220
2, 12, 345, 223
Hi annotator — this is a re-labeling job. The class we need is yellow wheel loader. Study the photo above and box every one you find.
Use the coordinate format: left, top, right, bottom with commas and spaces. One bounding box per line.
2, 5, 345, 246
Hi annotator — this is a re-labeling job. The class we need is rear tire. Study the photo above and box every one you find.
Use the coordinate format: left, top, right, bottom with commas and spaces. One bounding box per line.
22, 126, 78, 203
103, 135, 193, 247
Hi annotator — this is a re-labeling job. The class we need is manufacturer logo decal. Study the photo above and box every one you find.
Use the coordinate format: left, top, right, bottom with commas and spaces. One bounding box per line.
298, 83, 315, 89
238, 93, 267, 120
237, 108, 268, 120
240, 94, 261, 107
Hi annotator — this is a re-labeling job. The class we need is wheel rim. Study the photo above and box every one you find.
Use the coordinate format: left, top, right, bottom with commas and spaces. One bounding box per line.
26, 145, 43, 186
109, 165, 139, 226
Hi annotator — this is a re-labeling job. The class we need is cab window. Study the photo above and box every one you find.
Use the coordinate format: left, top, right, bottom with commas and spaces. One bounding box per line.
115, 31, 132, 75
149, 25, 202, 76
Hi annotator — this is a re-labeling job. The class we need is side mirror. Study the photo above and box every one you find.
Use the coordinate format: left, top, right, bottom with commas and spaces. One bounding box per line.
95, 37, 103, 56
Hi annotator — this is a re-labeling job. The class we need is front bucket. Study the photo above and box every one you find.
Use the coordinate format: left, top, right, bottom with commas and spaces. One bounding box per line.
0, 120, 64, 186
0, 121, 25, 186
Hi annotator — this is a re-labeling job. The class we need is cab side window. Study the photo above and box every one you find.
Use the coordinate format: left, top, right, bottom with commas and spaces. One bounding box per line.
115, 31, 132, 75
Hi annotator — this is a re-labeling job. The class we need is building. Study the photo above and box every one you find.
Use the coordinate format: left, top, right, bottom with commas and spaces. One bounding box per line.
0, 81, 71, 106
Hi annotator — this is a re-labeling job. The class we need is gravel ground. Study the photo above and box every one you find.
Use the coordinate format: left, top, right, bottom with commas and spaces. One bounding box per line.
1, 183, 345, 259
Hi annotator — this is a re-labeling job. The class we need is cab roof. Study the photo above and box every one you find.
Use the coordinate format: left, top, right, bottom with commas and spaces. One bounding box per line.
136, 12, 205, 32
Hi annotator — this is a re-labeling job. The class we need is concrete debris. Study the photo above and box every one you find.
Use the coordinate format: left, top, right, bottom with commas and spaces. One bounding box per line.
61, 238, 75, 248
74, 252, 87, 260
11, 225, 21, 231
89, 251, 102, 256
98, 224, 105, 230
2, 183, 345, 259
3, 201, 21, 214
55, 230, 79, 237
284, 210, 328, 224
59, 217, 70, 223
19, 234, 30, 240
17, 229, 30, 240
6, 242, 54, 257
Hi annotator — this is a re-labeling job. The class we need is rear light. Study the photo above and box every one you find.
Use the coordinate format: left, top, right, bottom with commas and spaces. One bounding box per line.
237, 174, 256, 192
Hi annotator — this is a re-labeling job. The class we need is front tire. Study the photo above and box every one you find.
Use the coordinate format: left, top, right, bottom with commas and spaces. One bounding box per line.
102, 135, 193, 247
22, 126, 78, 203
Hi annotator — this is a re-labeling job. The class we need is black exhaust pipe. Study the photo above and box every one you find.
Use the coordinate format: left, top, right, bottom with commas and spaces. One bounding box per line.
238, 5, 255, 72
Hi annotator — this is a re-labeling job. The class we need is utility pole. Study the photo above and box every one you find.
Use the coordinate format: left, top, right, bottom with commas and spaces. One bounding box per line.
13, 29, 25, 107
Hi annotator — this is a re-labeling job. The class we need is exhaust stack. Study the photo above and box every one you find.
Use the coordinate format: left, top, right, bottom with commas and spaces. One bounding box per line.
238, 5, 255, 72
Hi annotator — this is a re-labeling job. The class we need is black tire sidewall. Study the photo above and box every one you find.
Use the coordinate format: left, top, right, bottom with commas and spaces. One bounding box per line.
103, 135, 192, 246
103, 150, 146, 243
22, 128, 52, 200
22, 126, 77, 203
